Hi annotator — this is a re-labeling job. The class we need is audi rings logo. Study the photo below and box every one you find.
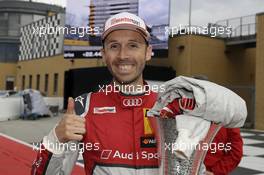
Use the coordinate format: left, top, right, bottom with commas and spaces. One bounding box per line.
122, 98, 143, 107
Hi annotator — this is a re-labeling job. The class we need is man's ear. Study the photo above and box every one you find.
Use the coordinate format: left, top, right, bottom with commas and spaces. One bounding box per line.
101, 48, 106, 63
146, 45, 152, 61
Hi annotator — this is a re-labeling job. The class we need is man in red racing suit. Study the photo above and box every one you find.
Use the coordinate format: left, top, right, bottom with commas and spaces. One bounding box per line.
32, 86, 160, 174
31, 12, 192, 175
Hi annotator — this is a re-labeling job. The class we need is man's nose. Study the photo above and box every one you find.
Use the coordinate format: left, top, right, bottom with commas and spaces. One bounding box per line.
117, 46, 129, 60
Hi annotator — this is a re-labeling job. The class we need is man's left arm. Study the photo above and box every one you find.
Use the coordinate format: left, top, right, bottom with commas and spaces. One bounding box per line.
210, 128, 243, 175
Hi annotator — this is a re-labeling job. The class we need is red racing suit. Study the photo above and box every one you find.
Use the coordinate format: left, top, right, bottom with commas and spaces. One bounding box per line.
31, 86, 174, 175
204, 128, 243, 175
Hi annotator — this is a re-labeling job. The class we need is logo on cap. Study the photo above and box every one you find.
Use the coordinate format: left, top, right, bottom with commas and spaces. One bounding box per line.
111, 17, 140, 26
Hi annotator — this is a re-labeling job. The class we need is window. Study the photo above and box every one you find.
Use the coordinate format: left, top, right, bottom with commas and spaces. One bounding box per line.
5, 76, 14, 90
36, 74, 40, 90
44, 74, 49, 94
0, 13, 8, 36
53, 73, 58, 95
29, 75, 32, 89
20, 14, 33, 26
8, 13, 20, 36
0, 43, 19, 62
22, 75, 25, 90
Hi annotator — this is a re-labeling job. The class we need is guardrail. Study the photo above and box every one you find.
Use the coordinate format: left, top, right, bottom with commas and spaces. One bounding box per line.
216, 14, 256, 39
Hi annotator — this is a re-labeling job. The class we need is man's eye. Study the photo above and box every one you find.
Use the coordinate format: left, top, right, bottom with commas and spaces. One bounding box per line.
110, 44, 118, 49
129, 43, 139, 48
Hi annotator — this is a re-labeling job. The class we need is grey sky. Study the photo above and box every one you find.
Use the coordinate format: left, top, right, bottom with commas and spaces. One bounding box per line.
33, 0, 66, 7
65, 0, 170, 27
66, 0, 90, 26
64, 0, 264, 28
170, 0, 264, 27
139, 0, 169, 26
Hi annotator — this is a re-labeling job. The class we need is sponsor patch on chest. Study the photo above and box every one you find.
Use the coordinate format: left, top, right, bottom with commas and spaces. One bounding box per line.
93, 107, 116, 114
140, 136, 157, 148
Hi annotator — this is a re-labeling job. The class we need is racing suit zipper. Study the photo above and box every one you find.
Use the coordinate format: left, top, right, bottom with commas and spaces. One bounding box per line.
132, 107, 137, 175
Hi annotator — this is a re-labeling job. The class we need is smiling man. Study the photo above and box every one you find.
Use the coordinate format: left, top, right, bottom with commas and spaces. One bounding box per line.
31, 12, 165, 175
30, 12, 247, 175
101, 12, 152, 87
102, 30, 151, 86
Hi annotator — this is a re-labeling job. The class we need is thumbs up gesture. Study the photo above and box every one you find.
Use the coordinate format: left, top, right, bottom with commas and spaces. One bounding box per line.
55, 97, 86, 143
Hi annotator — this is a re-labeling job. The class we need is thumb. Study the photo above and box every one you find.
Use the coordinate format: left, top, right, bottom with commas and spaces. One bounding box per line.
67, 97, 75, 114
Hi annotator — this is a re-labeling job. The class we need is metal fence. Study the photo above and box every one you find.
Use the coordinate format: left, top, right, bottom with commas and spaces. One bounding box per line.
216, 15, 256, 38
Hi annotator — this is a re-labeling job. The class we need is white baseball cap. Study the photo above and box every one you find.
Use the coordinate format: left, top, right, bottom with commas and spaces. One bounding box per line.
102, 12, 150, 42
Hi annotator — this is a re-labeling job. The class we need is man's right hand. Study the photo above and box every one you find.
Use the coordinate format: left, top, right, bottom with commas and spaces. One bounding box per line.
55, 97, 86, 143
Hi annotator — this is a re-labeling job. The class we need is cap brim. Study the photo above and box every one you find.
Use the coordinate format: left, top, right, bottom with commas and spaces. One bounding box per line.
102, 24, 150, 42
